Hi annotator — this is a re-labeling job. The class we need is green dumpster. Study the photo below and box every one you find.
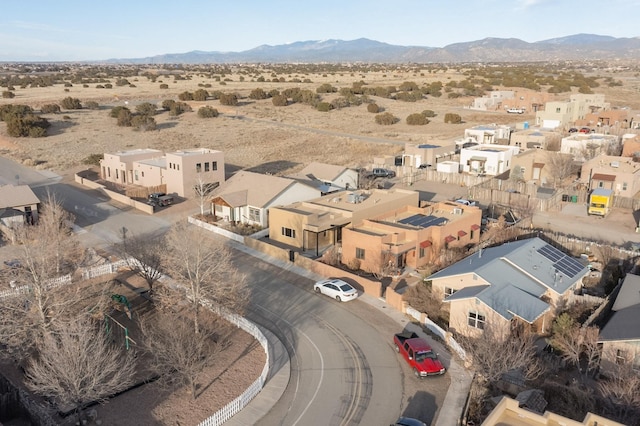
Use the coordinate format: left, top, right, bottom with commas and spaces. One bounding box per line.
571, 195, 578, 203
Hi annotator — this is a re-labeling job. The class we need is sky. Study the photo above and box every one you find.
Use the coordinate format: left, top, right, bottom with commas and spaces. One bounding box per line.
1, 0, 639, 62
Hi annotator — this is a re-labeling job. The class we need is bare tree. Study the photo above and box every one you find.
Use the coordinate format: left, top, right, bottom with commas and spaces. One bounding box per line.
545, 151, 575, 188
581, 142, 600, 162
118, 228, 164, 292
550, 313, 601, 376
163, 221, 248, 334
456, 323, 545, 385
194, 175, 219, 216
24, 315, 136, 419
598, 361, 640, 424
140, 309, 233, 400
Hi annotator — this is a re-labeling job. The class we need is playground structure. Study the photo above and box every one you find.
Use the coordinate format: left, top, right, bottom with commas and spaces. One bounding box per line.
105, 294, 135, 350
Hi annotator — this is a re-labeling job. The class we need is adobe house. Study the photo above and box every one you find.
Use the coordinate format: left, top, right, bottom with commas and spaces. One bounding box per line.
0, 184, 40, 240
580, 154, 640, 196
287, 162, 360, 192
100, 148, 163, 185
341, 201, 481, 274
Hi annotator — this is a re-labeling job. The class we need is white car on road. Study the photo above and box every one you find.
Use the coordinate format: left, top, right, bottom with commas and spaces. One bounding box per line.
314, 279, 358, 302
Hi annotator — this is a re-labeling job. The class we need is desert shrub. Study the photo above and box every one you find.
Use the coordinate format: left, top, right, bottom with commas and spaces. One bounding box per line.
159, 83, 169, 89
396, 91, 423, 102
41, 104, 61, 114
272, 94, 287, 106
0, 104, 33, 121
375, 112, 398, 125
109, 106, 130, 118
115, 79, 130, 86
178, 91, 193, 101
63, 82, 72, 87
367, 103, 380, 113
104, 83, 112, 89
95, 84, 104, 89
399, 81, 419, 91
447, 92, 462, 99
129, 84, 136, 88
83, 153, 103, 166
116, 109, 133, 127
60, 96, 82, 110
6, 114, 50, 137
82, 84, 89, 88
85, 101, 99, 110
193, 89, 209, 101
316, 102, 333, 112
219, 93, 238, 106
197, 106, 219, 118
161, 99, 175, 110
249, 88, 268, 100
131, 115, 156, 131
316, 83, 337, 94
169, 102, 191, 117
406, 113, 430, 125
403, 281, 447, 328
444, 113, 462, 124
135, 102, 157, 116
330, 98, 351, 109
2, 91, 15, 98
422, 109, 436, 117
268, 89, 280, 97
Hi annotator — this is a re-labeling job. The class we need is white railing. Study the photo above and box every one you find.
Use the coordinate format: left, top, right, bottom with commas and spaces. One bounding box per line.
405, 304, 467, 361
81, 259, 128, 280
0, 274, 72, 300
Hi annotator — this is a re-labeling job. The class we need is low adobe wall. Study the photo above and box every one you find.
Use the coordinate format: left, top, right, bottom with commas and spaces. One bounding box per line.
242, 237, 292, 263
385, 286, 406, 312
74, 174, 154, 215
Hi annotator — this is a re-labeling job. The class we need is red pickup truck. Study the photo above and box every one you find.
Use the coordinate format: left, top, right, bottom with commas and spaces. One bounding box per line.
393, 332, 445, 378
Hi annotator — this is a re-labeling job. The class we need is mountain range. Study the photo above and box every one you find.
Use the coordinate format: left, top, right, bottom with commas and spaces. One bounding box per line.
106, 34, 640, 64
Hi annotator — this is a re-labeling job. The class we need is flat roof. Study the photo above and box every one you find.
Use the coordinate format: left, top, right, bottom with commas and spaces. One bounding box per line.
398, 214, 448, 228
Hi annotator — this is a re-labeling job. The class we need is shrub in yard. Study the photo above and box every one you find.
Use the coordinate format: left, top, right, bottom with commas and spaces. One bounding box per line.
41, 104, 61, 114
197, 106, 219, 118
60, 96, 82, 110
406, 113, 429, 125
83, 153, 103, 166
367, 103, 380, 113
444, 113, 462, 124
104, 83, 112, 89
375, 112, 398, 125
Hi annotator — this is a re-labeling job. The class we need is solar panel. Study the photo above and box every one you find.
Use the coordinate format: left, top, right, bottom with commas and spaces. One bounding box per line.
398, 214, 447, 228
537, 244, 585, 278
537, 244, 563, 263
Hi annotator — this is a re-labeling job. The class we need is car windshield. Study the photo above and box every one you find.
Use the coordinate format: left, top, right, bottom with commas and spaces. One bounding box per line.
339, 284, 354, 292
415, 350, 437, 362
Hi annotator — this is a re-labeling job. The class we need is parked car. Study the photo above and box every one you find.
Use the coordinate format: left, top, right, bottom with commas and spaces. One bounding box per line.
579, 127, 593, 133
391, 417, 427, 426
506, 108, 525, 114
454, 199, 477, 207
568, 127, 578, 133
418, 163, 431, 169
314, 279, 358, 302
369, 168, 396, 178
148, 192, 166, 201
393, 332, 446, 377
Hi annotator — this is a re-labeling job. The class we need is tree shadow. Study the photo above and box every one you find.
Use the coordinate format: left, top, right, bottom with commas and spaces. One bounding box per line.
46, 119, 77, 136
244, 160, 300, 175
402, 390, 438, 425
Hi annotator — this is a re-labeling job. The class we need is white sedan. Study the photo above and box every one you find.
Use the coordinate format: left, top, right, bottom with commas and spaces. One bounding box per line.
313, 279, 358, 302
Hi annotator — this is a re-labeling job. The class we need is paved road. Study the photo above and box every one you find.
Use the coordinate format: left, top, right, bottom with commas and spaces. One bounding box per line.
231, 249, 448, 426
0, 155, 62, 187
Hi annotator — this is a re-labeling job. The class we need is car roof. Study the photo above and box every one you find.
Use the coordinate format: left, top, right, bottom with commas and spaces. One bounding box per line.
396, 417, 427, 426
405, 337, 433, 352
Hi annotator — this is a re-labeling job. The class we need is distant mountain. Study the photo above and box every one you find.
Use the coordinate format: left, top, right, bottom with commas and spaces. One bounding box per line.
104, 35, 640, 64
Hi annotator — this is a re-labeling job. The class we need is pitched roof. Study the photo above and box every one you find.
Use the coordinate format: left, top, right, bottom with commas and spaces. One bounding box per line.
211, 171, 296, 208
289, 162, 349, 183
599, 304, 640, 342
0, 184, 40, 209
612, 273, 640, 311
434, 237, 587, 323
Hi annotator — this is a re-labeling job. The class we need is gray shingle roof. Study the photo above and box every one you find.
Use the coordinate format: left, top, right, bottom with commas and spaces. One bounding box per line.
599, 304, 640, 342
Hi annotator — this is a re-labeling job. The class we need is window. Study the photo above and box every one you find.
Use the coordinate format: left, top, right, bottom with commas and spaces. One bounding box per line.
470, 229, 474, 239
468, 311, 485, 329
555, 107, 561, 113
616, 349, 627, 365
196, 163, 202, 173
135, 170, 139, 181
444, 287, 457, 296
598, 181, 604, 188
281, 227, 295, 238
115, 169, 119, 179
215, 204, 223, 213
355, 248, 365, 260
623, 182, 628, 191
212, 161, 218, 171
177, 164, 180, 171
248, 207, 260, 222
141, 171, 145, 177
419, 247, 425, 258
107, 167, 111, 177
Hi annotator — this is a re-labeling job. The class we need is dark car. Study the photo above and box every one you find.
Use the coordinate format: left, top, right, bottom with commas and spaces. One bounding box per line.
568, 127, 578, 133
392, 417, 427, 426
370, 168, 396, 178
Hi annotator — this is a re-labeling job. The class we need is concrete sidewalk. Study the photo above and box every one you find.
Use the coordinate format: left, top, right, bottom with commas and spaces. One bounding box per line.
226, 240, 472, 425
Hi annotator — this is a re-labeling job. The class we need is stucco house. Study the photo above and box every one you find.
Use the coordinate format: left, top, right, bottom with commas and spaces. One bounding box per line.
100, 148, 225, 198
0, 184, 40, 227
459, 144, 520, 176
402, 143, 457, 168
535, 94, 609, 129
428, 237, 588, 337
268, 188, 419, 255
510, 128, 560, 150
560, 134, 620, 162
510, 149, 573, 186
621, 133, 640, 159
598, 273, 640, 374
341, 201, 481, 273
457, 124, 512, 147
287, 162, 359, 192
580, 154, 640, 196
210, 171, 319, 228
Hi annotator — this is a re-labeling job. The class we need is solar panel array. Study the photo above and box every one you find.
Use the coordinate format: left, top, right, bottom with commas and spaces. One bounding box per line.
537, 244, 585, 278
398, 214, 447, 228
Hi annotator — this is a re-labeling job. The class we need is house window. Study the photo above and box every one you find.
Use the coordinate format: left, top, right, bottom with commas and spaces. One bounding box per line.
115, 169, 119, 179
281, 227, 296, 238
177, 164, 180, 171
196, 163, 202, 173
470, 229, 474, 239
205, 162, 210, 172
555, 107, 561, 113
135, 170, 139, 181
248, 207, 260, 222
598, 181, 604, 188
444, 287, 457, 296
468, 311, 485, 329
107, 167, 111, 177
419, 247, 425, 258
212, 161, 218, 171
616, 349, 627, 365
623, 182, 628, 191
355, 247, 365, 260
141, 171, 145, 177
215, 204, 223, 213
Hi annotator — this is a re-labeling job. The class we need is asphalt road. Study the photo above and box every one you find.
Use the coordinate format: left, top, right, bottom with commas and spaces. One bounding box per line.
232, 249, 448, 426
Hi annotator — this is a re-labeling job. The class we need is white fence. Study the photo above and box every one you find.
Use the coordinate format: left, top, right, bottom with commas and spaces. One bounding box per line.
81, 259, 129, 280
0, 274, 72, 300
188, 216, 245, 243
405, 306, 467, 360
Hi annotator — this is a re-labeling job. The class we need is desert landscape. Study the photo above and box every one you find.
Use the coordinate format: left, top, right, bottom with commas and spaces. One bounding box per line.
6, 63, 639, 177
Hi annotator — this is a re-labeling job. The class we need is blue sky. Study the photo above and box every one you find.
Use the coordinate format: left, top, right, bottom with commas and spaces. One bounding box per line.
1, 0, 638, 61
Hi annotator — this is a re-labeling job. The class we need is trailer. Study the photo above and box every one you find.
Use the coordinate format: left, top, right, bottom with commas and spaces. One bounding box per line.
588, 188, 613, 217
